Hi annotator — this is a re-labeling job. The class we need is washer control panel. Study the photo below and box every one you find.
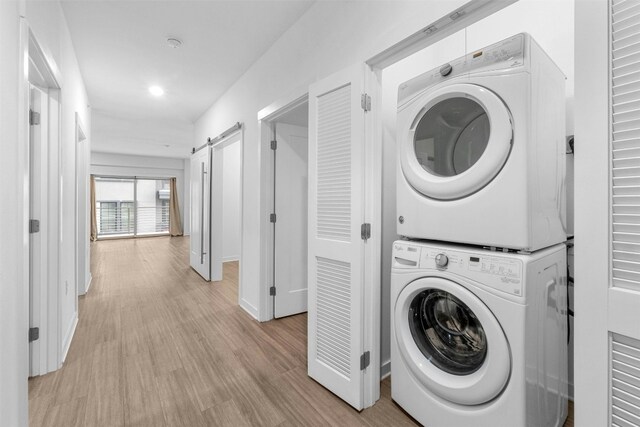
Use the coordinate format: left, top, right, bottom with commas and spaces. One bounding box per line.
392, 242, 524, 297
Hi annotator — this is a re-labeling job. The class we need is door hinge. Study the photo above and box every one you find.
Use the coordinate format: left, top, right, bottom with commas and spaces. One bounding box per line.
360, 351, 370, 370
29, 327, 39, 342
270, 213, 277, 223
271, 140, 277, 150
360, 93, 371, 112
270, 286, 276, 296
29, 219, 40, 234
29, 109, 41, 126
361, 223, 371, 241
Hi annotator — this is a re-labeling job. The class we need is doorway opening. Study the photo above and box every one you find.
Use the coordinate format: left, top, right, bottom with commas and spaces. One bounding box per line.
260, 95, 309, 320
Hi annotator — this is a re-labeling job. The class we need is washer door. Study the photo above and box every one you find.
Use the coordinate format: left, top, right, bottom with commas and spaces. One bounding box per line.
400, 83, 512, 200
394, 277, 511, 405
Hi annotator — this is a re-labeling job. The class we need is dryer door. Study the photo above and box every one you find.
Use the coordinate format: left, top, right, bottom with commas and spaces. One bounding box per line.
400, 83, 512, 200
394, 276, 511, 405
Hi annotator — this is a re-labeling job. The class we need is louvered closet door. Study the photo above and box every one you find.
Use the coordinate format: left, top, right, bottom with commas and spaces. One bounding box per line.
308, 64, 368, 410
611, 2, 640, 425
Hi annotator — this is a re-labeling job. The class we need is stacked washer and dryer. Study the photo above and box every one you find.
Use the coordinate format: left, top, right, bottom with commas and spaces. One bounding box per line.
391, 34, 569, 427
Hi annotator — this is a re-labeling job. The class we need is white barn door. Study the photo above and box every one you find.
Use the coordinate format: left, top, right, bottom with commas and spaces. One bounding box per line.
307, 63, 378, 410
190, 147, 211, 281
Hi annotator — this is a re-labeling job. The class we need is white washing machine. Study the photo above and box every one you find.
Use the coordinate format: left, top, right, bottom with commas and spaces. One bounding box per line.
390, 240, 568, 427
396, 33, 566, 252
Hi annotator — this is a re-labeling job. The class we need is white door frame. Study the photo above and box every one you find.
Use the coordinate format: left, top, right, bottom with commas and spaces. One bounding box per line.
22, 19, 65, 377
257, 89, 309, 322
75, 114, 90, 295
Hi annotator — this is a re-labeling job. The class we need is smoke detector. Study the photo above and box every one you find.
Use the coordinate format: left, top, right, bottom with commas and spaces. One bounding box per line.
166, 38, 182, 49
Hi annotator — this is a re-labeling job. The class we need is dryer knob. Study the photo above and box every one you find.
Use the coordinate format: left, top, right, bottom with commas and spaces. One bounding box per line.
440, 63, 453, 77
435, 253, 449, 268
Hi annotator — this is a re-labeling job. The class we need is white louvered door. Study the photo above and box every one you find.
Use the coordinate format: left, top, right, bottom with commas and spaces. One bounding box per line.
610, 2, 640, 425
307, 64, 373, 410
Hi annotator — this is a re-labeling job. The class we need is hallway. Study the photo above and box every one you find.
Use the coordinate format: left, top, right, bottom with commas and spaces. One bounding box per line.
27, 237, 418, 426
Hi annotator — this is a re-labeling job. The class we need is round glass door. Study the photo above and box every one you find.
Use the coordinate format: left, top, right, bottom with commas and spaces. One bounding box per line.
409, 289, 487, 375
394, 277, 511, 405
400, 84, 512, 200
414, 98, 490, 177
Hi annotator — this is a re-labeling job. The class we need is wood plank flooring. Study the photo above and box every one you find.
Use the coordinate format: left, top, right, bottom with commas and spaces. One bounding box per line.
28, 236, 574, 426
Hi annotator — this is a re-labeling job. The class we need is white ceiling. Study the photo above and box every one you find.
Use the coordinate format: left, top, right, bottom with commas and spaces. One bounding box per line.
61, 0, 315, 157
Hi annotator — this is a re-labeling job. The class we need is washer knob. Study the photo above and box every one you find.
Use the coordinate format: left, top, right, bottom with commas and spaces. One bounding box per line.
435, 253, 449, 268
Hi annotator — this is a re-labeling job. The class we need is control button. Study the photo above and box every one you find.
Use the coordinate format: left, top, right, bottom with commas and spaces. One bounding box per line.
435, 253, 449, 268
440, 63, 453, 77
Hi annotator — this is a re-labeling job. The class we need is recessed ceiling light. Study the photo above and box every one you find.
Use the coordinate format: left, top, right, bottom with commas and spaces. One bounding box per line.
149, 86, 164, 96
167, 38, 182, 49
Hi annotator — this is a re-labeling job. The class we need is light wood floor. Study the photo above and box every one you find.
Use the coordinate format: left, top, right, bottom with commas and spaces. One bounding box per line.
29, 236, 574, 426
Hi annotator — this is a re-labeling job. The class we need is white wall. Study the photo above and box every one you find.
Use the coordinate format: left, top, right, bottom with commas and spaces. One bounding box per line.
91, 110, 194, 159
90, 152, 190, 234
380, 0, 575, 390
77, 117, 91, 294
222, 140, 241, 261
0, 1, 29, 424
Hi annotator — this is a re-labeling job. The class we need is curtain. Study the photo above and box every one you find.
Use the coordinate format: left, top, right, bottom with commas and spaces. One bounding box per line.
90, 174, 97, 241
169, 177, 183, 236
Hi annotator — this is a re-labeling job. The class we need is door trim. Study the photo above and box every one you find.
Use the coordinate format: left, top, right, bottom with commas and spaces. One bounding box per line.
25, 21, 65, 377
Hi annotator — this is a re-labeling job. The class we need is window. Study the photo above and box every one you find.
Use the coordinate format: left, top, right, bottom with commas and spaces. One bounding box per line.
98, 201, 134, 236
94, 176, 171, 238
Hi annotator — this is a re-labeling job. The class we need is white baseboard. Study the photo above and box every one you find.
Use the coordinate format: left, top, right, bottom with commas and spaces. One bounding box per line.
80, 273, 93, 295
239, 298, 259, 320
223, 256, 239, 263
61, 314, 78, 364
380, 359, 391, 380
568, 381, 574, 401
84, 273, 93, 294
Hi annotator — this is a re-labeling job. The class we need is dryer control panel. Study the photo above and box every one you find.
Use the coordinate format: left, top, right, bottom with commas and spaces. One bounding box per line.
398, 33, 527, 108
392, 242, 524, 297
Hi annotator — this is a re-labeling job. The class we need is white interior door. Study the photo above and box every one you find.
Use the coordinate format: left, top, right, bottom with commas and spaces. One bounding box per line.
274, 123, 308, 318
29, 85, 48, 376
575, 1, 640, 425
308, 63, 377, 410
607, 2, 640, 424
190, 147, 211, 281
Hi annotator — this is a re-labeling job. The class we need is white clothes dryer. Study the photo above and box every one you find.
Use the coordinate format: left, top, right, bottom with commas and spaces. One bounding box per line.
396, 33, 566, 251
390, 240, 568, 427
